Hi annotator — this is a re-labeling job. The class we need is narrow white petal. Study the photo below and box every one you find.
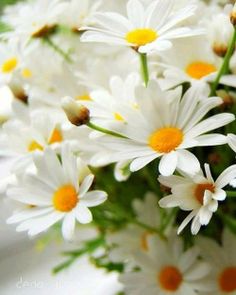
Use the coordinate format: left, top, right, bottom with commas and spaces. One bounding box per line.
62, 213, 76, 241
79, 174, 94, 197
215, 164, 236, 188
130, 153, 159, 172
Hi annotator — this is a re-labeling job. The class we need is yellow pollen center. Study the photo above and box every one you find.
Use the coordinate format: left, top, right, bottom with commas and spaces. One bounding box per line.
2, 57, 18, 73
48, 128, 63, 144
194, 183, 215, 205
219, 267, 236, 292
28, 140, 44, 152
149, 127, 183, 153
126, 28, 158, 46
186, 61, 217, 79
158, 266, 182, 291
21, 68, 32, 78
53, 184, 78, 212
114, 112, 124, 121
76, 94, 92, 101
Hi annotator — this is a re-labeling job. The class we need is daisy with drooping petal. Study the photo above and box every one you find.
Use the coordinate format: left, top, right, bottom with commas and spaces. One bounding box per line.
197, 229, 236, 295
159, 163, 236, 235
91, 81, 234, 176
81, 0, 204, 54
7, 145, 107, 240
120, 234, 213, 295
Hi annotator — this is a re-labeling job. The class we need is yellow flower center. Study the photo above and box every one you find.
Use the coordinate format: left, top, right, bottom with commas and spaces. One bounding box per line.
2, 57, 18, 73
158, 266, 182, 291
76, 94, 92, 101
114, 112, 124, 121
186, 61, 217, 79
53, 184, 78, 212
149, 127, 183, 153
28, 140, 44, 152
48, 128, 63, 145
125, 28, 158, 46
219, 267, 236, 292
194, 183, 215, 205
21, 68, 32, 78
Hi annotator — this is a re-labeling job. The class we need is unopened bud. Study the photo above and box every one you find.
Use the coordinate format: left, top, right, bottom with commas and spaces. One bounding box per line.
213, 44, 228, 57
61, 96, 90, 126
230, 4, 236, 26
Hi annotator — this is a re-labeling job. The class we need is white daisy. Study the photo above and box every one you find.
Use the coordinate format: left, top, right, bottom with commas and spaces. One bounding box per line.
197, 229, 236, 294
60, 0, 101, 30
2, 0, 67, 42
80, 0, 204, 54
91, 81, 234, 176
157, 37, 222, 90
7, 145, 107, 240
159, 163, 236, 234
0, 109, 72, 173
107, 193, 162, 264
83, 73, 140, 130
120, 234, 213, 295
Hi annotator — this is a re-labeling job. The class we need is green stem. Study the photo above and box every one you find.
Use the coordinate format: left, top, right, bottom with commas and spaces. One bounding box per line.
226, 191, 236, 197
142, 167, 160, 195
87, 122, 127, 138
210, 28, 236, 96
139, 53, 149, 87
44, 37, 72, 63
160, 208, 178, 232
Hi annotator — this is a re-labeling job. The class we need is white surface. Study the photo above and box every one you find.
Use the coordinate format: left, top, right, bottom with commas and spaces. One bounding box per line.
0, 158, 123, 295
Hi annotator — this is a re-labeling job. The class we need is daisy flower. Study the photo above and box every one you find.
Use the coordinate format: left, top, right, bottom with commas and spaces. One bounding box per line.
107, 193, 162, 264
2, 0, 67, 42
120, 234, 213, 295
91, 81, 234, 176
83, 73, 140, 130
158, 37, 222, 90
197, 229, 236, 294
7, 145, 107, 240
80, 0, 204, 54
158, 163, 236, 235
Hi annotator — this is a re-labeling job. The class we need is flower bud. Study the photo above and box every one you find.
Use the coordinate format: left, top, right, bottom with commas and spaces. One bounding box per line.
230, 4, 236, 27
61, 96, 90, 126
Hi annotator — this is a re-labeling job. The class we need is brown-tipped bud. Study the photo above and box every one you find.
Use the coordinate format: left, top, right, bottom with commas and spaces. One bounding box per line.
213, 44, 228, 57
31, 25, 57, 38
160, 184, 171, 195
230, 5, 236, 27
217, 90, 234, 110
208, 153, 221, 165
62, 96, 90, 126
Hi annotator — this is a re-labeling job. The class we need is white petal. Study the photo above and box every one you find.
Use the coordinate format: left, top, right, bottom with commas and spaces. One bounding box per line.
215, 165, 236, 188
74, 204, 92, 224
79, 174, 94, 196
212, 188, 226, 201
176, 150, 200, 175
130, 153, 159, 172
159, 152, 177, 176
62, 213, 76, 241
177, 210, 197, 234
81, 191, 107, 207
228, 133, 236, 152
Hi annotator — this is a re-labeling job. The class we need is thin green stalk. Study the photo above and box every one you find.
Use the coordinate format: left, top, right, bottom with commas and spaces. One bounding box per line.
160, 208, 178, 232
142, 166, 160, 195
139, 53, 149, 87
44, 37, 72, 63
210, 28, 236, 96
86, 122, 127, 138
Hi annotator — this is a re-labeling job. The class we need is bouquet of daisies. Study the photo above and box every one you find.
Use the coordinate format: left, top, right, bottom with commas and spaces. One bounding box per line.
1, 0, 236, 294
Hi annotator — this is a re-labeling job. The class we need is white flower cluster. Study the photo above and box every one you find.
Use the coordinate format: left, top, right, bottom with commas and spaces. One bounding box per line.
0, 0, 236, 293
